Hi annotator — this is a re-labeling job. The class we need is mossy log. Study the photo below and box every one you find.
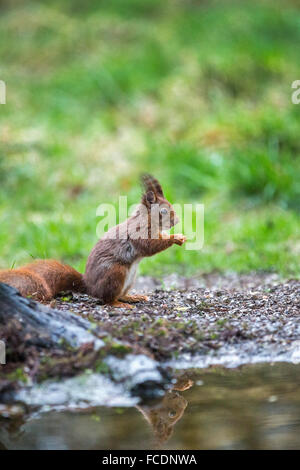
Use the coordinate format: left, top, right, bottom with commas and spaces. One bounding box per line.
0, 282, 103, 350
0, 283, 167, 403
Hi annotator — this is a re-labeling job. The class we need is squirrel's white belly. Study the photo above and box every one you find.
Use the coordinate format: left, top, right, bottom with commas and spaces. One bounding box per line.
122, 258, 141, 295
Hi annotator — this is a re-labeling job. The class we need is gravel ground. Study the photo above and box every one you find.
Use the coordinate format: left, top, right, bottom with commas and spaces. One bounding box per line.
52, 273, 300, 364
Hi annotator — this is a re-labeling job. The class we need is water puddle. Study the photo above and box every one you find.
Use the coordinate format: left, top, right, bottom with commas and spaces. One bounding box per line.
1, 362, 300, 449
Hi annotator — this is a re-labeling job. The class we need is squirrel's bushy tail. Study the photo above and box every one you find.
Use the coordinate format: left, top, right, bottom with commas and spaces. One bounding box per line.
0, 259, 86, 302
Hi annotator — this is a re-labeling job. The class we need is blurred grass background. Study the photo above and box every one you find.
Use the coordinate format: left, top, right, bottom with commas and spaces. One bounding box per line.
0, 0, 299, 277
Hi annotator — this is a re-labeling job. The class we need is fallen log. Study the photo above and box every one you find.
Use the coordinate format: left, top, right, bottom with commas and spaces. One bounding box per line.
0, 282, 103, 349
0, 283, 168, 404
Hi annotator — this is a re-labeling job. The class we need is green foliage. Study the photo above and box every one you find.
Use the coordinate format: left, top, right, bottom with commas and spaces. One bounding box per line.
227, 146, 300, 210
0, 0, 299, 277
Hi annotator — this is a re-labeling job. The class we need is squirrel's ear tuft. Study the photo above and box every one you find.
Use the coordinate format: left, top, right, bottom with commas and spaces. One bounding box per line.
141, 173, 164, 197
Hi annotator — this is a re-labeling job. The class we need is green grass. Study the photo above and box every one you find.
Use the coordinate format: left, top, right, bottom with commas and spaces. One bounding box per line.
0, 0, 299, 277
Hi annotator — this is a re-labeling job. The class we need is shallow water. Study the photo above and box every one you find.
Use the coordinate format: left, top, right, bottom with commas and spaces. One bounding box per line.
1, 362, 300, 450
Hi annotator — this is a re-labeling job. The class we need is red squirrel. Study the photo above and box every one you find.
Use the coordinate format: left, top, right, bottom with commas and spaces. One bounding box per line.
0, 175, 186, 308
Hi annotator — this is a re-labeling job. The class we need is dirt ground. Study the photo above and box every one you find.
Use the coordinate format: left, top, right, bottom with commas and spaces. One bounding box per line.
53, 272, 300, 362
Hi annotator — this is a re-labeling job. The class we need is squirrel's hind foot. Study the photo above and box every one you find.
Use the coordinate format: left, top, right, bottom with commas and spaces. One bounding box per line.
118, 294, 149, 303
110, 300, 135, 309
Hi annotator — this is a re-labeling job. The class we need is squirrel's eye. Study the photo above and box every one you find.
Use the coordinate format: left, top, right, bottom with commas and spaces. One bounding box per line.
160, 208, 168, 215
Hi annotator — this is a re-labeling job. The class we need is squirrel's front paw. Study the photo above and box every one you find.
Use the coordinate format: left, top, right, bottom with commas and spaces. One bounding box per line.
174, 234, 187, 246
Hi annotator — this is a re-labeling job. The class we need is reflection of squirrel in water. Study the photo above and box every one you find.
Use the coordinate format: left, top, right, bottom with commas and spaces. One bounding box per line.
137, 375, 194, 446
0, 175, 186, 308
